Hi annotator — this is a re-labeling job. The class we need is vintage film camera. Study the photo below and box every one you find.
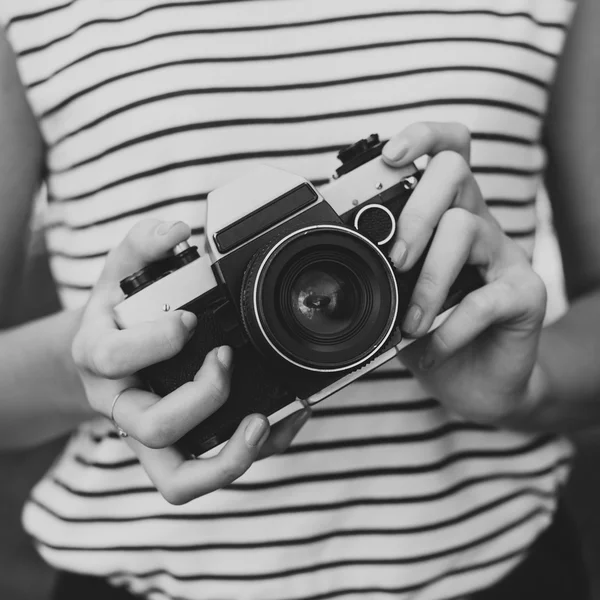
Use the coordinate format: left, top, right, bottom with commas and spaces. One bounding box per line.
114, 135, 483, 456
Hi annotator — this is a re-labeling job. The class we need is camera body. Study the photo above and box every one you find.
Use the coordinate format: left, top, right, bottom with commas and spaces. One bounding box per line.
114, 135, 483, 456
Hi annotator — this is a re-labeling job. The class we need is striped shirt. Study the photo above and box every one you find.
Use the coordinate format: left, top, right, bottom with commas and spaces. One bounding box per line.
0, 1, 575, 599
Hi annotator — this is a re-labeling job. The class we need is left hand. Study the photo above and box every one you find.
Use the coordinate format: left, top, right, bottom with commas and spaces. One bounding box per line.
382, 122, 547, 427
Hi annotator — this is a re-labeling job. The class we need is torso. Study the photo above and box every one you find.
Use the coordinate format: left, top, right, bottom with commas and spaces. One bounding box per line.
0, 1, 574, 599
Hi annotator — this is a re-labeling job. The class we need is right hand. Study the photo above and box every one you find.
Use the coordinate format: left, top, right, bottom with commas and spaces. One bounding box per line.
71, 218, 310, 505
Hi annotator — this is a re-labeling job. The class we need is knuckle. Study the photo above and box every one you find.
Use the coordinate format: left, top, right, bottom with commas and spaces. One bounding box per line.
451, 122, 472, 148
440, 207, 477, 236
203, 369, 230, 409
137, 416, 172, 449
411, 122, 436, 144
160, 321, 186, 357
516, 268, 547, 317
438, 150, 470, 181
463, 289, 496, 321
91, 341, 121, 379
220, 457, 249, 483
400, 209, 432, 235
122, 219, 161, 255
130, 218, 160, 239
416, 268, 441, 301
160, 483, 191, 506
431, 329, 453, 357
70, 333, 88, 370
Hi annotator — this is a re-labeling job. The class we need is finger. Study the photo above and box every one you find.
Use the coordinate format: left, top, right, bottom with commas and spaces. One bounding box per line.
257, 408, 311, 459
401, 209, 504, 338
382, 121, 471, 166
416, 270, 547, 371
77, 310, 198, 379
112, 346, 234, 448
128, 413, 270, 505
389, 151, 487, 271
95, 218, 192, 302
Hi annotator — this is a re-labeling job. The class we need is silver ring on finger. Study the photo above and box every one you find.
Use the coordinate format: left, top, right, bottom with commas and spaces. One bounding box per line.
110, 387, 135, 438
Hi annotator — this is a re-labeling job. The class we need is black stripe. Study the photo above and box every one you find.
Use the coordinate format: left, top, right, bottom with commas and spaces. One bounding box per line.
50, 213, 538, 276
45, 193, 208, 231
486, 197, 536, 208
86, 508, 550, 580
49, 68, 545, 172
75, 455, 139, 469
5, 0, 78, 28
472, 165, 542, 177
34, 455, 570, 522
6, 0, 286, 30
100, 545, 529, 600
99, 546, 529, 600
55, 281, 100, 291
87, 398, 437, 443
44, 176, 331, 232
77, 420, 493, 470
91, 430, 125, 442
55, 96, 542, 150
44, 63, 547, 123
50, 123, 542, 179
49, 435, 557, 497
43, 184, 537, 241
48, 225, 206, 264
53, 143, 345, 175
506, 227, 537, 239
471, 132, 536, 145
311, 398, 439, 416
271, 544, 532, 600
225, 435, 556, 490
20, 7, 568, 58
27, 488, 553, 552
283, 421, 496, 455
28, 36, 559, 91
53, 103, 542, 202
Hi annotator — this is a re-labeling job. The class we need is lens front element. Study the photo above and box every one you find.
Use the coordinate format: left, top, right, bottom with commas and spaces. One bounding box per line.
289, 261, 360, 338
242, 225, 398, 372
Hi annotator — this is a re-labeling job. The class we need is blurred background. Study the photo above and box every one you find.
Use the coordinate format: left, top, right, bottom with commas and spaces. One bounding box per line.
0, 193, 598, 599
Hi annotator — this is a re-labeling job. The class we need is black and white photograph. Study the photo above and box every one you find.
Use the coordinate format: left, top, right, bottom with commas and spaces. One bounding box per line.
0, 1, 599, 599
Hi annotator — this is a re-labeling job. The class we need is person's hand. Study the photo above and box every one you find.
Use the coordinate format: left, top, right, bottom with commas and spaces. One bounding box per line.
71, 219, 310, 505
382, 122, 547, 427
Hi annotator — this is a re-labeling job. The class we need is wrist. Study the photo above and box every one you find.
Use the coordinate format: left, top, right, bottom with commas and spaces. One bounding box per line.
55, 307, 94, 420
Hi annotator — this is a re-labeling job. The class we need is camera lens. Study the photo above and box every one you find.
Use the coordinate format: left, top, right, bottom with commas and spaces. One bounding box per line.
241, 225, 398, 372
288, 261, 360, 338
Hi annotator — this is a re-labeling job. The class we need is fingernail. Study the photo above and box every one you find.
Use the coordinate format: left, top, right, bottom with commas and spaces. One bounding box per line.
402, 304, 423, 336
419, 350, 436, 371
216, 346, 233, 370
180, 311, 197, 333
245, 416, 269, 447
383, 140, 409, 162
390, 240, 408, 269
156, 221, 180, 235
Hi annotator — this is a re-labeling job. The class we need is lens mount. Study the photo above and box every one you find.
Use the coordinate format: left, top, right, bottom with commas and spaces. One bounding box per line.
241, 225, 399, 373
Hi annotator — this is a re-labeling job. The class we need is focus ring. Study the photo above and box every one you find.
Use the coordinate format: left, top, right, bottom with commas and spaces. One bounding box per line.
240, 232, 291, 359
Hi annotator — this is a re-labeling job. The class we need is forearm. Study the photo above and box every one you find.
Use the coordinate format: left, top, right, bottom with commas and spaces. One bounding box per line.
522, 288, 600, 432
0, 307, 94, 450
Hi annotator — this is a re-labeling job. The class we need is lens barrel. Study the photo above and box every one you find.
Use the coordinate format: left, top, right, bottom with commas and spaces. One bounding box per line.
241, 225, 398, 372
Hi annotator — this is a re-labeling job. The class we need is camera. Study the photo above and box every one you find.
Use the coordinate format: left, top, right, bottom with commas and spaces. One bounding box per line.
114, 135, 483, 457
